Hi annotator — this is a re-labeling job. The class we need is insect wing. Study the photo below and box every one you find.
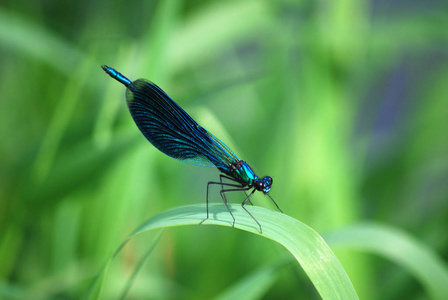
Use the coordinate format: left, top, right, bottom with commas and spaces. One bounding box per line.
126, 79, 239, 170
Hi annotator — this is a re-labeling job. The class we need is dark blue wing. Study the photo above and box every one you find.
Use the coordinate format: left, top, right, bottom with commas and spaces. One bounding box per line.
126, 79, 239, 171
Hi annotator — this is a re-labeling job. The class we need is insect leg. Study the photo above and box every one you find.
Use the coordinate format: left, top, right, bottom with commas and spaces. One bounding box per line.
218, 186, 252, 227
243, 189, 254, 206
200, 181, 247, 226
241, 189, 262, 233
219, 174, 242, 202
267, 193, 283, 213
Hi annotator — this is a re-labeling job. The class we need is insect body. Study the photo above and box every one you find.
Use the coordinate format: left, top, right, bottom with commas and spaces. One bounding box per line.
102, 65, 282, 232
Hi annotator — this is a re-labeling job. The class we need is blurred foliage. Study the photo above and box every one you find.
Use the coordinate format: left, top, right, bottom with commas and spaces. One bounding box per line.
0, 0, 447, 299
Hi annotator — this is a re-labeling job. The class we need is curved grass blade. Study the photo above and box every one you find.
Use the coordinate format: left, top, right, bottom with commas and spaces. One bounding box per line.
118, 230, 164, 300
325, 223, 448, 300
89, 204, 358, 299
83, 230, 164, 300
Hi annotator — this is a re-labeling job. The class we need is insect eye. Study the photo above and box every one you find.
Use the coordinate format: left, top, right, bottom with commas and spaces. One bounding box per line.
263, 176, 273, 186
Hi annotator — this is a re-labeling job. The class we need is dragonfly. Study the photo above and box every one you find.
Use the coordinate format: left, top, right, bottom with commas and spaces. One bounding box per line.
102, 65, 282, 233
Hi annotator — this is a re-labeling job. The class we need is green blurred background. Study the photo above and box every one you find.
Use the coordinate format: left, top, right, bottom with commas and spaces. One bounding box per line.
1, 0, 447, 299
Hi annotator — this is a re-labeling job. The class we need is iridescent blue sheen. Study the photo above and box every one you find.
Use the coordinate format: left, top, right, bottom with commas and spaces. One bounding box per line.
102, 65, 132, 87
102, 65, 282, 232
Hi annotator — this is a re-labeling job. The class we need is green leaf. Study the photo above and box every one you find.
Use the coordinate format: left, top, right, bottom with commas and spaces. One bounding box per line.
326, 223, 448, 300
105, 204, 358, 299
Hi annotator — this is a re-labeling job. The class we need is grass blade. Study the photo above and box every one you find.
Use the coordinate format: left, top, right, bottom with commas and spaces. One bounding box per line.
123, 204, 358, 299
326, 223, 448, 300
83, 231, 164, 300
118, 230, 165, 300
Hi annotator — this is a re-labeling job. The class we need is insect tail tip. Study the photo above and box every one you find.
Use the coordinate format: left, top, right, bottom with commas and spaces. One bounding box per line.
101, 65, 109, 71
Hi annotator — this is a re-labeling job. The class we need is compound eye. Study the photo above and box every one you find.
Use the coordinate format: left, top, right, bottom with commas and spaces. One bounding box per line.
260, 176, 272, 194
262, 176, 272, 186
